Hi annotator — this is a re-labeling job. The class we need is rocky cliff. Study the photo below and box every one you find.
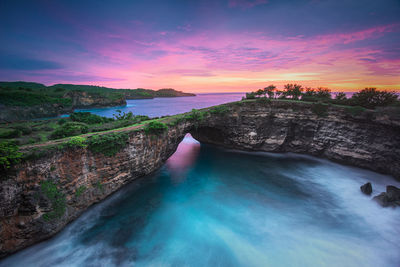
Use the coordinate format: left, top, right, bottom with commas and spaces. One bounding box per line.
0, 122, 191, 258
64, 91, 126, 108
1, 100, 399, 258
192, 101, 400, 179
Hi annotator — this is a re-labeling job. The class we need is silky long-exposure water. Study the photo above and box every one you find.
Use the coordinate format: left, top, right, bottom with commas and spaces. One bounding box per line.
2, 135, 400, 267
2, 94, 400, 266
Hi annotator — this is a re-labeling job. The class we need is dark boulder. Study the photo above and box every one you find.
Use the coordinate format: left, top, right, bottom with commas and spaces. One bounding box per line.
373, 185, 400, 207
386, 186, 400, 202
360, 182, 372, 195
373, 193, 391, 207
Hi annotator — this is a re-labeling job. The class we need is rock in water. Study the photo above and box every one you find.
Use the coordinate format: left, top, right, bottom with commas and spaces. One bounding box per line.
386, 186, 400, 202
373, 185, 400, 207
373, 193, 391, 207
360, 182, 372, 195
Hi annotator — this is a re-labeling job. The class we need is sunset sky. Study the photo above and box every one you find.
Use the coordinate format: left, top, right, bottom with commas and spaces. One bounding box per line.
1, 0, 399, 92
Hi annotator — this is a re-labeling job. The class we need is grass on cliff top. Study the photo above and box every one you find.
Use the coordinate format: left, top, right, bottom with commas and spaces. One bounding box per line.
13, 98, 399, 155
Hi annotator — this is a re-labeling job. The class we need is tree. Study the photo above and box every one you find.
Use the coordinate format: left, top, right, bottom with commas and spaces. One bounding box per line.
316, 87, 331, 99
275, 90, 286, 99
303, 87, 316, 97
284, 84, 303, 100
245, 92, 256, 99
351, 88, 398, 109
255, 89, 265, 98
335, 92, 347, 101
263, 85, 276, 99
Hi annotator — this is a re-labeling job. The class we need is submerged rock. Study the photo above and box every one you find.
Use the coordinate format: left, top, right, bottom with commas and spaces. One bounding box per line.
360, 182, 372, 195
373, 185, 400, 207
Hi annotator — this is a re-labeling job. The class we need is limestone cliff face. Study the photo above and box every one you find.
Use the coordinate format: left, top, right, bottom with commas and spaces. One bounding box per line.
1, 100, 399, 258
0, 122, 190, 258
64, 91, 126, 108
192, 101, 400, 180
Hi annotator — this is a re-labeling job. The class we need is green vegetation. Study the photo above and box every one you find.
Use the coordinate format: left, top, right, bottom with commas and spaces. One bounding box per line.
209, 105, 229, 115
95, 181, 104, 192
0, 128, 22, 138
66, 136, 87, 148
0, 141, 23, 174
184, 109, 207, 122
243, 84, 399, 110
168, 115, 186, 126
345, 106, 365, 116
87, 132, 129, 156
75, 185, 86, 197
0, 91, 72, 107
40, 180, 66, 221
0, 111, 151, 148
0, 82, 195, 122
256, 97, 271, 104
144, 121, 168, 135
350, 88, 398, 109
50, 122, 89, 139
311, 103, 329, 117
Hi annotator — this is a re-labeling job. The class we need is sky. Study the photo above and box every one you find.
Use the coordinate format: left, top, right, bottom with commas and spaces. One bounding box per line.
0, 0, 399, 93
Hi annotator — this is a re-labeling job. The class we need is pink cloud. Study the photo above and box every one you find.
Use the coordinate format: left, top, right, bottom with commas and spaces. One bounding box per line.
32, 22, 399, 92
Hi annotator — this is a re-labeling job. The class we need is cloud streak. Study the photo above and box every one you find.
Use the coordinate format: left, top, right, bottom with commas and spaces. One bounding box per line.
0, 0, 399, 92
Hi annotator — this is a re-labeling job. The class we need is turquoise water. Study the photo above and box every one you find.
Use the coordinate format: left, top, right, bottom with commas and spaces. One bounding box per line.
2, 135, 400, 267
75, 93, 245, 118
2, 94, 400, 266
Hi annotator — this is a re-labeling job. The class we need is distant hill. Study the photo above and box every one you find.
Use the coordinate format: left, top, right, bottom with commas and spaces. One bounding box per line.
0, 81, 195, 121
49, 84, 195, 98
0, 81, 47, 89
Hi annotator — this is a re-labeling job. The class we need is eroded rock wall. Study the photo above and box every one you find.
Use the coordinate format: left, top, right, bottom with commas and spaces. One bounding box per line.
0, 122, 190, 258
191, 101, 400, 180
1, 100, 399, 258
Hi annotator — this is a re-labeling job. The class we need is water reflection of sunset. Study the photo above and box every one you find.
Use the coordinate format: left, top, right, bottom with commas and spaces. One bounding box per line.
166, 134, 200, 183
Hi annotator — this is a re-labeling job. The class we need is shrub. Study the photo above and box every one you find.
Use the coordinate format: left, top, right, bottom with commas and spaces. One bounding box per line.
345, 106, 365, 116
311, 103, 329, 117
168, 116, 186, 126
75, 185, 86, 197
256, 97, 271, 104
0, 141, 22, 172
245, 92, 256, 99
185, 109, 206, 122
57, 118, 67, 125
301, 95, 319, 102
50, 122, 89, 139
209, 105, 229, 115
66, 136, 87, 148
14, 125, 32, 135
70, 112, 112, 124
144, 121, 168, 135
0, 129, 21, 138
113, 110, 133, 120
87, 132, 128, 156
315, 87, 331, 99
40, 180, 66, 221
350, 88, 398, 109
